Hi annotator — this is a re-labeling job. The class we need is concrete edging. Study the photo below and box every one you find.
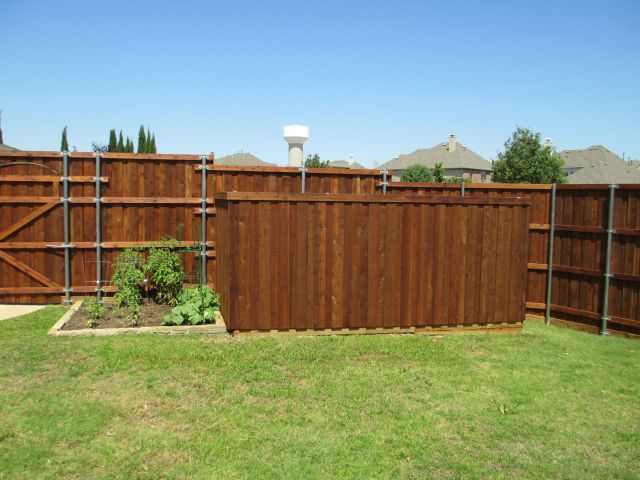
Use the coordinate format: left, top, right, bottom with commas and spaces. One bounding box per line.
48, 300, 228, 337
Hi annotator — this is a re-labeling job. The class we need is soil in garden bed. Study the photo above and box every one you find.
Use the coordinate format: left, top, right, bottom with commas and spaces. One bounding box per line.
63, 301, 173, 330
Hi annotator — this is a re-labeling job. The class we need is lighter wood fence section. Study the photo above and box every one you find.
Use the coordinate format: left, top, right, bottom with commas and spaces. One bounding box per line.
216, 193, 530, 332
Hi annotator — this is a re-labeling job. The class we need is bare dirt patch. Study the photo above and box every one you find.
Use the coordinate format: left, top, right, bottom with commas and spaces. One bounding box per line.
63, 302, 172, 330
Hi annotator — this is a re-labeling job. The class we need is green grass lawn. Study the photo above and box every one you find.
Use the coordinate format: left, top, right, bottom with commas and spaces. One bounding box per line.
1, 307, 639, 479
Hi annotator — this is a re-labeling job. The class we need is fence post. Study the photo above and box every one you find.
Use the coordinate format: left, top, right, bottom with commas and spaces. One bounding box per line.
61, 151, 72, 304
545, 183, 557, 324
94, 152, 103, 302
461, 181, 465, 197
600, 184, 617, 336
381, 170, 388, 194
300, 166, 306, 193
200, 155, 208, 287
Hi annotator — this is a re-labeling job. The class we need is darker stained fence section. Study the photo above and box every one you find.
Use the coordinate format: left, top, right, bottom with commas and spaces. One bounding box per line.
215, 193, 530, 333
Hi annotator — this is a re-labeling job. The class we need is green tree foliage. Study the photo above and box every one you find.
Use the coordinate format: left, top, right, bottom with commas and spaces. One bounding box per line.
60, 126, 69, 152
400, 164, 434, 182
492, 127, 567, 183
108, 129, 118, 152
304, 153, 329, 168
149, 134, 157, 153
125, 137, 134, 153
137, 125, 146, 153
117, 130, 124, 152
432, 162, 445, 182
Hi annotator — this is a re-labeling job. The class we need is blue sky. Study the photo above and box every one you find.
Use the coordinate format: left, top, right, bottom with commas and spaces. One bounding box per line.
2, 0, 639, 166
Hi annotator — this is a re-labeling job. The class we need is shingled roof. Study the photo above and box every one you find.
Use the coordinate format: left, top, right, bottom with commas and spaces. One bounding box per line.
0, 143, 17, 151
213, 152, 275, 167
380, 136, 491, 172
560, 145, 640, 184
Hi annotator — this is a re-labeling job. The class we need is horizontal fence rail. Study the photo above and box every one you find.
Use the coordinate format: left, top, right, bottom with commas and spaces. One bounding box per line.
216, 193, 530, 332
1, 151, 639, 336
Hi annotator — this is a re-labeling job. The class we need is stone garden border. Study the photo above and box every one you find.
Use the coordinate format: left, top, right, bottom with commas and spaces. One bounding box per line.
48, 300, 228, 337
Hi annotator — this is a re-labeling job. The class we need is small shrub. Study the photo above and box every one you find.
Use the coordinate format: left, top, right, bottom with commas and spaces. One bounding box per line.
145, 236, 184, 306
400, 164, 434, 182
163, 286, 220, 326
112, 248, 145, 324
84, 297, 106, 328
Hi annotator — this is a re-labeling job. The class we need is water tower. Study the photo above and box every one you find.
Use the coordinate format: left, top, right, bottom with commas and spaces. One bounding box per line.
283, 125, 309, 167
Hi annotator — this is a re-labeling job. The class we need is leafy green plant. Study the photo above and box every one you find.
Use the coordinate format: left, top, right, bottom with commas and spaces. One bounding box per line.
84, 297, 106, 328
492, 126, 567, 183
400, 163, 434, 182
145, 236, 184, 306
163, 286, 220, 326
112, 248, 145, 324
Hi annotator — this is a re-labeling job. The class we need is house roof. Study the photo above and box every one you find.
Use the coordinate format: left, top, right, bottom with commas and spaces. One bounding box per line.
328, 159, 367, 169
380, 139, 491, 172
560, 145, 640, 184
0, 143, 17, 151
213, 152, 275, 167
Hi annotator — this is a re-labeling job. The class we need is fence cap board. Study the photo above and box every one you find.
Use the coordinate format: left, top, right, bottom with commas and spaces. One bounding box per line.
215, 192, 531, 206
0, 151, 206, 161
387, 182, 553, 190
206, 165, 385, 175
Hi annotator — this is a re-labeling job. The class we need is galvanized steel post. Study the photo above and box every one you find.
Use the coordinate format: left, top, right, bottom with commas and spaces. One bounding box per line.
62, 152, 72, 304
200, 155, 208, 287
545, 184, 557, 324
461, 181, 465, 197
95, 153, 103, 302
381, 170, 388, 194
300, 166, 306, 193
600, 184, 617, 336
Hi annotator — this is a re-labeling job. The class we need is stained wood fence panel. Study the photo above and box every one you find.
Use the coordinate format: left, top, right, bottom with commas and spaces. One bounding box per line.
1, 151, 639, 336
216, 193, 530, 332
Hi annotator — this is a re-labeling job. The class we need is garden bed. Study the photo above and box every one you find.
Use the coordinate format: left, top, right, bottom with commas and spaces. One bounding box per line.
49, 300, 226, 337
63, 301, 174, 330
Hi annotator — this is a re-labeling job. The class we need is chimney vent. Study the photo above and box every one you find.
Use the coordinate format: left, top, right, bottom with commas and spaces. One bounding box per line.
448, 134, 457, 153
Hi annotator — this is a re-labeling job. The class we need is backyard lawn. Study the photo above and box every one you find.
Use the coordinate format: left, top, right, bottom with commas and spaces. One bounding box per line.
1, 307, 639, 479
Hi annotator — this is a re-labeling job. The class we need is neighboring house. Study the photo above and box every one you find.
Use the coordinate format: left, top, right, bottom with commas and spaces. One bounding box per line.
328, 157, 367, 169
559, 145, 640, 184
380, 135, 492, 182
0, 143, 17, 151
213, 152, 275, 167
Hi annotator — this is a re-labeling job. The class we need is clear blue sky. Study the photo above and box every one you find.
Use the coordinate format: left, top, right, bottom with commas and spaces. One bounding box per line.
2, 0, 639, 166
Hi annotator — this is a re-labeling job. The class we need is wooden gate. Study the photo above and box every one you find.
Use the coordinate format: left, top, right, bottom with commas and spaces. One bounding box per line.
0, 162, 68, 303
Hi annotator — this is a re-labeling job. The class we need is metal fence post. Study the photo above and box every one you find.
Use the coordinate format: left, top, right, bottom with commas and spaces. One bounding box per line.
381, 170, 388, 194
461, 181, 465, 197
200, 155, 208, 287
94, 153, 103, 302
545, 183, 557, 324
300, 166, 306, 193
600, 184, 617, 336
62, 152, 72, 304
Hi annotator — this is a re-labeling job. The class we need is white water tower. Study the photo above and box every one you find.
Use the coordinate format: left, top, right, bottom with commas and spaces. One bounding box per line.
283, 125, 309, 167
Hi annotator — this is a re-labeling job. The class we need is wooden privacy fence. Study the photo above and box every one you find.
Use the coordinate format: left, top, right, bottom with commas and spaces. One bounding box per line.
216, 193, 530, 333
0, 151, 383, 304
386, 182, 640, 336
1, 150, 639, 337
